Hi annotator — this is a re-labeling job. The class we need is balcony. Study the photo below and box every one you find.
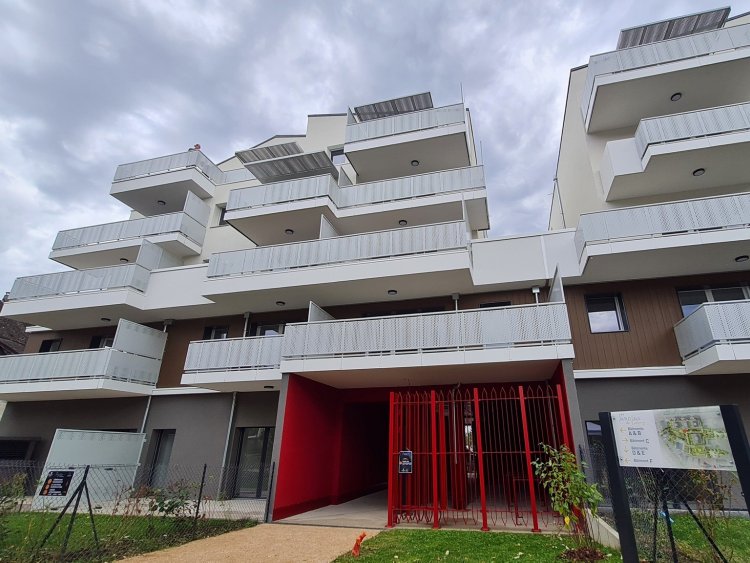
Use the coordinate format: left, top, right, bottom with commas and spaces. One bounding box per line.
344, 103, 472, 182
224, 166, 488, 244
0, 320, 167, 401
581, 22, 750, 132
281, 303, 573, 388
110, 150, 253, 215
601, 103, 750, 200
674, 300, 750, 375
575, 193, 750, 282
181, 335, 283, 391
204, 221, 472, 309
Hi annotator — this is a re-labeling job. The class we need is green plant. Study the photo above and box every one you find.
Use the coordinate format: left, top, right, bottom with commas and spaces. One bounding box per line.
148, 480, 198, 519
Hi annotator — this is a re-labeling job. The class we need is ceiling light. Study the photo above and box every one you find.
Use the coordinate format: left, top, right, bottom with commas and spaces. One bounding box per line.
275, 301, 286, 306
119, 258, 129, 263
670, 92, 682, 102
735, 255, 749, 263
410, 160, 420, 167
263, 385, 274, 389
284, 229, 294, 235
157, 200, 166, 206
692, 168, 706, 177
100, 317, 111, 322
398, 219, 408, 226
387, 289, 397, 296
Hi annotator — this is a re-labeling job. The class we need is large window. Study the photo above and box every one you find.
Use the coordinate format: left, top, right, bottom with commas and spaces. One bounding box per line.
585, 294, 628, 333
677, 285, 749, 317
330, 148, 348, 165
39, 339, 62, 353
203, 326, 229, 340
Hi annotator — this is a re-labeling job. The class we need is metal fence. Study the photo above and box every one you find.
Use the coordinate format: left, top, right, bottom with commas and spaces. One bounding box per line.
113, 150, 253, 186
345, 103, 465, 143
0, 460, 268, 562
184, 335, 284, 373
674, 300, 750, 360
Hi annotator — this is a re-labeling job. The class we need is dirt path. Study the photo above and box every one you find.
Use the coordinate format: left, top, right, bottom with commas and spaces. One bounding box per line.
124, 523, 381, 562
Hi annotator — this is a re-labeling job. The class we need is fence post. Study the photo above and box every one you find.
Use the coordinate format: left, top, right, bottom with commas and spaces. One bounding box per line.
387, 391, 395, 528
473, 388, 489, 531
518, 386, 540, 532
430, 390, 440, 529
264, 462, 276, 523
194, 464, 207, 534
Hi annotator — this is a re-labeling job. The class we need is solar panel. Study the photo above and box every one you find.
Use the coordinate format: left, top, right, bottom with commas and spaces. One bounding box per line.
617, 7, 730, 49
353, 93, 433, 122
235, 142, 303, 164
242, 151, 338, 184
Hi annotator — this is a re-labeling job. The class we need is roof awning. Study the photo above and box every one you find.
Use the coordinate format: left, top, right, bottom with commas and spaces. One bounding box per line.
353, 92, 433, 122
617, 7, 730, 49
236, 142, 303, 164
241, 151, 338, 184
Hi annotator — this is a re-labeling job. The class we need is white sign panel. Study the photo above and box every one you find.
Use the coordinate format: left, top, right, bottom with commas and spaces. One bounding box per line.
611, 406, 735, 471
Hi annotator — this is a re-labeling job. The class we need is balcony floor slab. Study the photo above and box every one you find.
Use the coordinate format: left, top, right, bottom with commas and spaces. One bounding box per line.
683, 343, 750, 375
0, 379, 156, 401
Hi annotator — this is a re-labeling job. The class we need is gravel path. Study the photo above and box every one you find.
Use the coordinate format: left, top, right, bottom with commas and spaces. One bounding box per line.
124, 523, 381, 562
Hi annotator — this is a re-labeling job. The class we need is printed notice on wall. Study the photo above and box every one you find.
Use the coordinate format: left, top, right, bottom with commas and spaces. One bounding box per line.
611, 406, 735, 471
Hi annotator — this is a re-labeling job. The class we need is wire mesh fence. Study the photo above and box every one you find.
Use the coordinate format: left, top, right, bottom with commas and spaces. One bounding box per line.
0, 460, 270, 562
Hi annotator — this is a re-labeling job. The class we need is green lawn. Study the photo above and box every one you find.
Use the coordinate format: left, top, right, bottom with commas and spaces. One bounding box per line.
672, 515, 750, 562
0, 512, 256, 562
334, 529, 622, 562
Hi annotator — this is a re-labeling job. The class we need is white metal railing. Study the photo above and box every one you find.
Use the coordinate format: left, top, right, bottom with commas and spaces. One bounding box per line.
225, 166, 486, 212
52, 212, 206, 250
282, 303, 571, 359
575, 192, 750, 259
184, 336, 283, 372
581, 23, 750, 121
113, 150, 253, 185
8, 264, 151, 300
634, 102, 750, 157
345, 103, 465, 143
674, 300, 750, 359
207, 221, 467, 277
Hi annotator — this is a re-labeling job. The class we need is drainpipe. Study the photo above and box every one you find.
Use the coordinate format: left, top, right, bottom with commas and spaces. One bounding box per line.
243, 312, 251, 336
531, 286, 541, 304
217, 391, 238, 496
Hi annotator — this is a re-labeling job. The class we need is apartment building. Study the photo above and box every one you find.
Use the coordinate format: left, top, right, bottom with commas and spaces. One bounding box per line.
0, 5, 748, 531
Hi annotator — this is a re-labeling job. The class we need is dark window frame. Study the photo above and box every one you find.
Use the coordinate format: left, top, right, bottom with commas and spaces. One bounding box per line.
584, 293, 629, 334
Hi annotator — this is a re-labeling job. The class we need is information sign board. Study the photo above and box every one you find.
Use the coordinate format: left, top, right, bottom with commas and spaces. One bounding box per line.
39, 470, 74, 497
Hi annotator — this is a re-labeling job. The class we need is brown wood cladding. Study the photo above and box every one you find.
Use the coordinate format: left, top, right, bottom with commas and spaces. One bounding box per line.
567, 272, 750, 370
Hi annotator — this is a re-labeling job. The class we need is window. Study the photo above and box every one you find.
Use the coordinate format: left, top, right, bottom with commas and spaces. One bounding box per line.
330, 148, 348, 165
677, 285, 749, 317
203, 326, 229, 340
248, 323, 285, 337
89, 335, 115, 349
39, 339, 62, 353
479, 301, 511, 309
148, 429, 176, 488
585, 294, 628, 333
217, 206, 228, 226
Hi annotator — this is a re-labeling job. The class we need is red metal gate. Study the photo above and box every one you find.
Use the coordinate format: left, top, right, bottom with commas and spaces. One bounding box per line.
387, 384, 571, 531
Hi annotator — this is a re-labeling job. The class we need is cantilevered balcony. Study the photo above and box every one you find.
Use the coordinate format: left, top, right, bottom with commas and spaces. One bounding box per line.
344, 103, 472, 182
181, 335, 283, 391
111, 150, 253, 215
581, 22, 750, 132
0, 320, 167, 401
281, 303, 574, 388
203, 222, 472, 310
224, 166, 488, 244
601, 103, 750, 200
674, 300, 750, 375
575, 193, 750, 282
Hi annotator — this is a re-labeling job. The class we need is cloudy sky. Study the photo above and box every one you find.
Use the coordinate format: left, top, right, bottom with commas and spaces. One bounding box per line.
1, 0, 748, 293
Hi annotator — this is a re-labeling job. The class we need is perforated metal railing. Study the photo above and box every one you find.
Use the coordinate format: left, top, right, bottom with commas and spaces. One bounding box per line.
574, 192, 750, 259
8, 263, 151, 300
184, 336, 283, 372
581, 23, 750, 122
113, 150, 253, 185
674, 300, 750, 359
282, 303, 571, 360
52, 212, 207, 250
345, 103, 466, 143
207, 221, 468, 277
634, 102, 750, 157
225, 166, 486, 212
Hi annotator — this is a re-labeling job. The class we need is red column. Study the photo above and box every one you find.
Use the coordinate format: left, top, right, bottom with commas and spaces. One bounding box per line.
430, 390, 440, 528
519, 386, 540, 532
438, 399, 448, 510
473, 388, 489, 531
387, 391, 395, 528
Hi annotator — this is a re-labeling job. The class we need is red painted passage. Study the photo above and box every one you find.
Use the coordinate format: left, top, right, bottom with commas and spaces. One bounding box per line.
388, 383, 571, 531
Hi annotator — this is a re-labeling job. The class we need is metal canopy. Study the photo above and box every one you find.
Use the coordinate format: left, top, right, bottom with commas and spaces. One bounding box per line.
236, 142, 303, 164
617, 7, 730, 49
242, 151, 338, 184
353, 92, 433, 122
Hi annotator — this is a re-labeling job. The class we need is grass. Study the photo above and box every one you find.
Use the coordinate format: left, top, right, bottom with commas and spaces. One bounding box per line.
0, 512, 256, 562
334, 529, 622, 562
672, 514, 750, 562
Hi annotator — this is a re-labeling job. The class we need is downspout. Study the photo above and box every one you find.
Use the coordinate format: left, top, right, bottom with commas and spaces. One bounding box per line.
217, 391, 238, 496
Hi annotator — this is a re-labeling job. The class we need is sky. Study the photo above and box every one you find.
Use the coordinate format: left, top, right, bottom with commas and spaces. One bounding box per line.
1, 0, 748, 294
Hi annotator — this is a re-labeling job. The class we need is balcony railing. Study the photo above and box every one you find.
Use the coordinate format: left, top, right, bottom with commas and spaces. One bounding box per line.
53, 212, 206, 250
282, 303, 571, 359
634, 102, 750, 157
582, 23, 750, 120
184, 336, 283, 372
207, 221, 468, 278
674, 300, 750, 359
225, 166, 486, 212
113, 150, 253, 185
575, 193, 750, 259
345, 103, 465, 143
8, 264, 150, 300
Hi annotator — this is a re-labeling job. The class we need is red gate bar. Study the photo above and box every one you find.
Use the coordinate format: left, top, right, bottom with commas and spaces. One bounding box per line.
473, 387, 489, 531
555, 383, 571, 449
430, 390, 439, 528
518, 385, 541, 532
387, 391, 395, 527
